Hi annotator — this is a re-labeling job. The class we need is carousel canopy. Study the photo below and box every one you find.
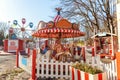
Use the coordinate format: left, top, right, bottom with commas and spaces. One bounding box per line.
32, 8, 85, 38
32, 27, 85, 38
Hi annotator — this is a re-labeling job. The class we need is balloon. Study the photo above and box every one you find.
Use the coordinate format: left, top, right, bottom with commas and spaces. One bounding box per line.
13, 20, 18, 25
22, 18, 26, 24
29, 22, 33, 28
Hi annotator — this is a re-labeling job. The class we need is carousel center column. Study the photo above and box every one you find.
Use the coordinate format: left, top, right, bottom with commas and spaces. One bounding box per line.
116, 0, 120, 79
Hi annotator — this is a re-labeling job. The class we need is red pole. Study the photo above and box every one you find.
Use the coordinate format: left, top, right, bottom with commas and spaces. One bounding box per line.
16, 48, 19, 67
92, 47, 95, 56
82, 47, 86, 62
32, 49, 36, 80
28, 48, 30, 57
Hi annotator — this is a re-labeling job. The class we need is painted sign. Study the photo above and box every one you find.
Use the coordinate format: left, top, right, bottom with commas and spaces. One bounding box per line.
22, 57, 27, 66
8, 40, 18, 52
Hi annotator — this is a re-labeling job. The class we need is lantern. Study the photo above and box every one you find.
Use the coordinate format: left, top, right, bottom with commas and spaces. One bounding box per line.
9, 27, 14, 34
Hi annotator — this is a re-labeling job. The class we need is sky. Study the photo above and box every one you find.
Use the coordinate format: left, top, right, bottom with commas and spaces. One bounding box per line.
0, 0, 60, 28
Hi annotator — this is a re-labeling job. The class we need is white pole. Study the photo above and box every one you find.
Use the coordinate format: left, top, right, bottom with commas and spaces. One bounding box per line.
94, 27, 96, 55
110, 25, 114, 56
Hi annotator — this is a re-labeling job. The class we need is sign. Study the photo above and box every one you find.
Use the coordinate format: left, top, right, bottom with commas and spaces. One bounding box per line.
22, 57, 27, 66
8, 40, 18, 52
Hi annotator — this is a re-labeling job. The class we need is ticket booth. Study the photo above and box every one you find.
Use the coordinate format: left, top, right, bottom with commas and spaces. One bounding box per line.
4, 39, 24, 53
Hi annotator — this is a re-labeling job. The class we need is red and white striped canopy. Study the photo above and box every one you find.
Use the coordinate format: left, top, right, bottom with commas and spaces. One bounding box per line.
32, 28, 85, 38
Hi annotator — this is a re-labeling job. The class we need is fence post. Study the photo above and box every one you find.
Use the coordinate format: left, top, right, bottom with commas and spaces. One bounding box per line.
16, 48, 19, 67
82, 47, 86, 62
92, 47, 95, 66
32, 49, 37, 80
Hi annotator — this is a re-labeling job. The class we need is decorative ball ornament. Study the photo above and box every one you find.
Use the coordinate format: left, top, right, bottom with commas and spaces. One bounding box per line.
13, 20, 18, 25
22, 18, 26, 24
9, 28, 14, 34
29, 22, 33, 28
21, 27, 25, 32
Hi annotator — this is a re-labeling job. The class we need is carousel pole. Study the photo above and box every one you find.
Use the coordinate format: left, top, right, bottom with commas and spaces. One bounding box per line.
116, 0, 120, 79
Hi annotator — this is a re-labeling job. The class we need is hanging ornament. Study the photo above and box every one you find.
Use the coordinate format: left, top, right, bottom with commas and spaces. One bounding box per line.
21, 27, 25, 32
9, 27, 14, 34
22, 18, 26, 24
13, 20, 18, 25
29, 22, 33, 28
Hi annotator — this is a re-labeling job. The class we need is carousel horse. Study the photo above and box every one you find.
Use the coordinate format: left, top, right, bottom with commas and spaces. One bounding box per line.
39, 49, 52, 61
55, 48, 72, 62
39, 44, 52, 61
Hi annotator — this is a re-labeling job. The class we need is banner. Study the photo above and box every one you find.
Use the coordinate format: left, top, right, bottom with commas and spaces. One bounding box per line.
8, 40, 18, 52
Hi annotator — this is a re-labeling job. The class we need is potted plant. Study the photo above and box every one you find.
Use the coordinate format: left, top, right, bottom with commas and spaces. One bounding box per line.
70, 62, 107, 80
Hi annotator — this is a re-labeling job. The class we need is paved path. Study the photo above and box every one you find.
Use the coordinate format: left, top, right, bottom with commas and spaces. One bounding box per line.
0, 50, 30, 80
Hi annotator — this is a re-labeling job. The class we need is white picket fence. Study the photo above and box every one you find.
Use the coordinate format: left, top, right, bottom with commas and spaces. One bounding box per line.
86, 55, 117, 80
36, 56, 73, 79
18, 48, 118, 80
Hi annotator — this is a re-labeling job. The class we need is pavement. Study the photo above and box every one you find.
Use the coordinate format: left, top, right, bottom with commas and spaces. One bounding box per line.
0, 50, 14, 56
0, 50, 31, 80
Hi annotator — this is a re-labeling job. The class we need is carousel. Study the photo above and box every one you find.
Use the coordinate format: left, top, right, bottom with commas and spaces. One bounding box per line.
32, 8, 85, 62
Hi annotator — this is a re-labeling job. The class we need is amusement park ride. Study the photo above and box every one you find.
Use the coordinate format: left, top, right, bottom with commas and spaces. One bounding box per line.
9, 18, 34, 39
4, 18, 34, 52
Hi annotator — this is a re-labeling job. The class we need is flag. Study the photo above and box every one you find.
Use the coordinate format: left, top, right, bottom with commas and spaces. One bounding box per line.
53, 15, 63, 23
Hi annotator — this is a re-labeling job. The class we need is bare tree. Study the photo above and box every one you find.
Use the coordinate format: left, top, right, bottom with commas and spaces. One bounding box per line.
59, 0, 116, 37
0, 22, 9, 46
0, 22, 9, 38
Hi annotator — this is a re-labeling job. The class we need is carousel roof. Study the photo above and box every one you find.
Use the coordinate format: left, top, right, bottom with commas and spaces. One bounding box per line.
32, 8, 85, 38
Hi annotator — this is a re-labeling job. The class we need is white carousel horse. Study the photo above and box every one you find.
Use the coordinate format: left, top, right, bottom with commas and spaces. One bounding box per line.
38, 49, 52, 61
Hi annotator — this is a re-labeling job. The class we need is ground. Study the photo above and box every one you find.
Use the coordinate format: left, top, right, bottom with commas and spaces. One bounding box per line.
0, 50, 30, 80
